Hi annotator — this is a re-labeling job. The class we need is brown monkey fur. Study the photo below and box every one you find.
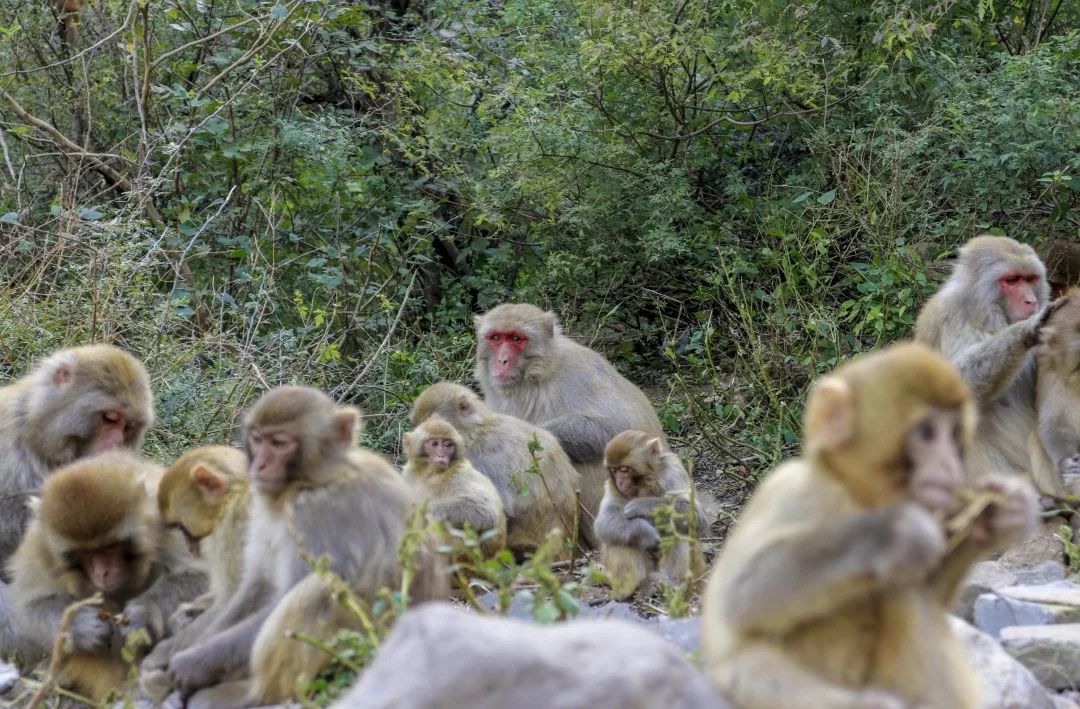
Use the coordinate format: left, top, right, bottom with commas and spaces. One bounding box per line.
167, 386, 448, 709
9, 451, 205, 701
403, 415, 507, 556
411, 382, 587, 554
475, 303, 666, 519
595, 431, 711, 600
702, 343, 1038, 709
139, 446, 251, 703
915, 236, 1055, 492
1028, 288, 1080, 498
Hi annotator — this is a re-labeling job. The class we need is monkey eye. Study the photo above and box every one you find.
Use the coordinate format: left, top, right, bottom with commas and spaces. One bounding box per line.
916, 420, 935, 442
1026, 275, 1039, 284
1003, 275, 1021, 285
488, 334, 501, 342
511, 334, 523, 343
102, 411, 122, 424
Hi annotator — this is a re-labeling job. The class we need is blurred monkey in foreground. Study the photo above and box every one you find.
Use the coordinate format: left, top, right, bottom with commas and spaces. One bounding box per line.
703, 343, 1037, 709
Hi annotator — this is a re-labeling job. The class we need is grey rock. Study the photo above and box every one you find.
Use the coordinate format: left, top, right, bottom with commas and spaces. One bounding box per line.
975, 594, 1080, 639
1053, 696, 1080, 709
951, 617, 1063, 709
0, 661, 17, 694
1001, 623, 1080, 690
958, 562, 1019, 621
1015, 560, 1068, 586
333, 603, 731, 709
651, 617, 701, 654
579, 601, 643, 623
999, 581, 1080, 605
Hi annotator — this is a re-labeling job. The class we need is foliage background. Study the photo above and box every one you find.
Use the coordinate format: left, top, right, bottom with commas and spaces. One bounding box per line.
0, 0, 1077, 503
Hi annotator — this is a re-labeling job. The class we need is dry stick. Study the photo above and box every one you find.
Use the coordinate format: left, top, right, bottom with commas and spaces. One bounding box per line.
569, 488, 582, 569
26, 594, 104, 709
943, 489, 1009, 553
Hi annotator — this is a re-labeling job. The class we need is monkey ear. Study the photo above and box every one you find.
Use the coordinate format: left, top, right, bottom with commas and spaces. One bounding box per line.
46, 352, 77, 388
334, 407, 361, 444
457, 395, 473, 416
1041, 326, 1058, 348
646, 438, 663, 457
402, 432, 414, 450
541, 311, 557, 338
806, 377, 855, 450
192, 465, 229, 504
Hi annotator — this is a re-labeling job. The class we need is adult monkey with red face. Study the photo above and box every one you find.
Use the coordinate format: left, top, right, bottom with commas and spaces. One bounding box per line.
915, 235, 1061, 494
475, 303, 667, 518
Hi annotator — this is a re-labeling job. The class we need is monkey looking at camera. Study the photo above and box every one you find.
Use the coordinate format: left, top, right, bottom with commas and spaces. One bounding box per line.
403, 415, 506, 557
474, 303, 667, 519
595, 431, 711, 600
167, 387, 448, 709
9, 451, 205, 701
702, 343, 1037, 709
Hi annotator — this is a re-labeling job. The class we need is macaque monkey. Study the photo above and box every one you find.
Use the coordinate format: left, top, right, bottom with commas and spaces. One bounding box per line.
1028, 288, 1080, 498
167, 387, 448, 709
475, 303, 667, 518
702, 343, 1038, 709
55, 0, 85, 46
915, 236, 1058, 493
138, 446, 251, 703
9, 452, 205, 701
403, 415, 507, 556
0, 344, 153, 653
595, 431, 711, 600
411, 382, 586, 554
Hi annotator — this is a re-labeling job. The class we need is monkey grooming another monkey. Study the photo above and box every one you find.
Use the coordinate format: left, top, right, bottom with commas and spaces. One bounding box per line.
167, 387, 448, 709
139, 446, 251, 703
411, 382, 586, 555
595, 431, 711, 600
9, 451, 205, 701
475, 303, 667, 519
1029, 288, 1080, 498
915, 236, 1059, 494
702, 343, 1037, 709
0, 345, 153, 653
403, 415, 507, 556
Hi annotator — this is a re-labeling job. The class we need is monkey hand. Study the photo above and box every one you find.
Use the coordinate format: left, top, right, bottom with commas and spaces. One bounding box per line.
121, 601, 165, 646
169, 644, 222, 696
1024, 297, 1069, 347
871, 504, 946, 585
624, 497, 661, 520
65, 605, 114, 654
628, 518, 661, 551
169, 600, 205, 633
967, 476, 1038, 551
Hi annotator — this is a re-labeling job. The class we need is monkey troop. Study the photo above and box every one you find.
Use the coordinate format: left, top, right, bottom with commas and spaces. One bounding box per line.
0, 244, 1071, 706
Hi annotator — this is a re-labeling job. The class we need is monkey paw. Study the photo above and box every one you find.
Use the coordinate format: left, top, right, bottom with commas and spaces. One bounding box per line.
1059, 454, 1080, 478
629, 519, 661, 551
969, 477, 1038, 549
169, 645, 220, 695
624, 498, 658, 519
168, 601, 204, 633
65, 606, 113, 654
873, 504, 945, 584
121, 602, 163, 646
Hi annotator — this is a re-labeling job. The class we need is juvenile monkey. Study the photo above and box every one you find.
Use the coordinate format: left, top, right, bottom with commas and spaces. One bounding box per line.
915, 236, 1059, 494
411, 382, 587, 554
595, 431, 711, 600
475, 303, 666, 518
9, 452, 205, 701
403, 415, 507, 556
167, 387, 448, 709
139, 446, 251, 702
702, 343, 1037, 709
1028, 288, 1080, 498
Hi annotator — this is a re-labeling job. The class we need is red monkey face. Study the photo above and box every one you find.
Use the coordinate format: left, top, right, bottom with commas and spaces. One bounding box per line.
999, 272, 1040, 322
423, 437, 456, 468
248, 430, 299, 493
88, 410, 129, 454
485, 331, 529, 383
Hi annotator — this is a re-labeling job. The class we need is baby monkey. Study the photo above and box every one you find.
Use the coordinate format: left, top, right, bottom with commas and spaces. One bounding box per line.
595, 431, 711, 599
403, 415, 506, 556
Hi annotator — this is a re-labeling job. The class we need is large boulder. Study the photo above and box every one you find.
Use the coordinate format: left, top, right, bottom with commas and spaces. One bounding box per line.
333, 603, 731, 709
1000, 624, 1080, 691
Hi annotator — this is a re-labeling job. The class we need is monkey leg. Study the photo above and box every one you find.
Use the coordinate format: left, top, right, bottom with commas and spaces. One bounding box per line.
715, 643, 905, 709
186, 680, 252, 709
60, 653, 128, 702
602, 545, 650, 601
248, 574, 358, 705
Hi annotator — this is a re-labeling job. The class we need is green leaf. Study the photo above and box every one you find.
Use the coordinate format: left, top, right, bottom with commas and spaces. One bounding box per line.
817, 189, 837, 205
270, 4, 287, 20
0, 212, 17, 224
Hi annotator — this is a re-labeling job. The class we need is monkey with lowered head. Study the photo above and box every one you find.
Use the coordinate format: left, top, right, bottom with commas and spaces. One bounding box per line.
915, 236, 1061, 495
595, 431, 712, 600
403, 415, 507, 556
702, 343, 1037, 709
1028, 288, 1080, 498
167, 387, 449, 709
139, 446, 251, 703
475, 303, 667, 520
411, 382, 587, 555
9, 451, 205, 701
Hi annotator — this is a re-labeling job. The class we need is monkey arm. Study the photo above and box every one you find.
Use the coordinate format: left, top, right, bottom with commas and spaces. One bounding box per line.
433, 500, 501, 535
722, 510, 901, 635
542, 414, 623, 463
1038, 411, 1078, 470
945, 322, 1031, 403
18, 592, 75, 650
125, 565, 208, 641
927, 544, 983, 609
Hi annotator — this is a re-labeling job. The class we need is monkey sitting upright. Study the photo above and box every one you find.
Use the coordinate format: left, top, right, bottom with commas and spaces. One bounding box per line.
595, 431, 711, 600
9, 451, 205, 701
702, 343, 1038, 709
403, 415, 507, 557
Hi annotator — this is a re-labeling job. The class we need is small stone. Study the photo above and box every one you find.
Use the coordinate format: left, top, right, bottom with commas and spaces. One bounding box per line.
651, 617, 701, 653
974, 594, 1080, 639
1000, 623, 1080, 690
579, 601, 643, 623
1015, 560, 1068, 586
998, 518, 1067, 571
0, 661, 17, 694
1000, 580, 1080, 606
951, 618, 1062, 709
956, 561, 1019, 621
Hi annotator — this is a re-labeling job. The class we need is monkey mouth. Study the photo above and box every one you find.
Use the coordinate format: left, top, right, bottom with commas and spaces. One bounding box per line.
254, 475, 286, 493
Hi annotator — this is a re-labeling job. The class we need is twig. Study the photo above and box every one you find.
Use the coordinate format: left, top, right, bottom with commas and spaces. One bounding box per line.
336, 271, 416, 401
27, 594, 104, 709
